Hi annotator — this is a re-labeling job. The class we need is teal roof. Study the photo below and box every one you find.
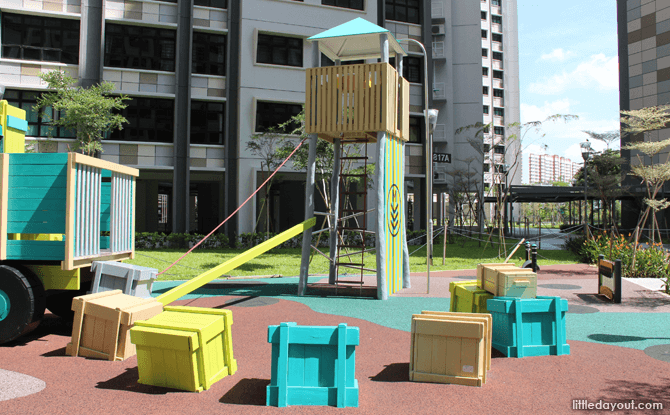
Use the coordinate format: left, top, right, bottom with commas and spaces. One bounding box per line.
308, 17, 389, 40
308, 18, 407, 62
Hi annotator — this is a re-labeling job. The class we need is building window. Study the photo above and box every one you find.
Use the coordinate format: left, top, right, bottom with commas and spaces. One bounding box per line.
482, 48, 488, 57
194, 0, 227, 7
322, 0, 363, 10
492, 15, 502, 25
492, 0, 501, 6
409, 116, 423, 143
1, 13, 80, 64
483, 164, 490, 172
481, 30, 487, 39
493, 108, 504, 116
481, 11, 487, 19
483, 105, 489, 114
493, 70, 503, 79
494, 145, 505, 154
494, 126, 505, 136
493, 89, 504, 98
483, 67, 489, 76
3, 89, 76, 138
492, 33, 502, 43
255, 101, 302, 133
109, 97, 174, 143
404, 56, 422, 83
483, 86, 489, 95
191, 101, 225, 145
104, 23, 176, 71
321, 54, 364, 66
386, 0, 421, 25
492, 51, 503, 61
256, 33, 303, 67
193, 32, 226, 76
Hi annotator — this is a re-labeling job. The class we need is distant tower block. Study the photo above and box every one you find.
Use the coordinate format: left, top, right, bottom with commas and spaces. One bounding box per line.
297, 18, 411, 300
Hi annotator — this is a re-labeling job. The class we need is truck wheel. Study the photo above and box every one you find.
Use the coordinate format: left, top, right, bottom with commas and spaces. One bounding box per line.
0, 265, 45, 344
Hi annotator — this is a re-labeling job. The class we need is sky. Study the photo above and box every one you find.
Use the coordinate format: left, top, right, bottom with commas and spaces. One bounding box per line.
517, 1, 620, 183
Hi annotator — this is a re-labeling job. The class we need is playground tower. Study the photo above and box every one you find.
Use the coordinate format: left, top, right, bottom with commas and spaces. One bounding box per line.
297, 19, 411, 300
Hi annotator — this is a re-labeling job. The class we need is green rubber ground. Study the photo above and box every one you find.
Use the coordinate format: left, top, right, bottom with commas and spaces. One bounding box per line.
152, 277, 670, 351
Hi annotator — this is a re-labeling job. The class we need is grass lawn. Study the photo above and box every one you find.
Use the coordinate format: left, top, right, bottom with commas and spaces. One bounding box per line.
126, 236, 579, 281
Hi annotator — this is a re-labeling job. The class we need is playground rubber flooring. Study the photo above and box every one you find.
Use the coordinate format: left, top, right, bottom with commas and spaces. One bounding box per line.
1, 264, 669, 414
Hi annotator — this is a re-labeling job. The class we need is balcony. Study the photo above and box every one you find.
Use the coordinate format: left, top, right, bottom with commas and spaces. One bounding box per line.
433, 82, 447, 101
494, 97, 504, 107
494, 115, 504, 126
493, 78, 504, 88
432, 41, 446, 60
431, 0, 445, 19
491, 23, 502, 33
492, 60, 503, 70
304, 63, 410, 142
492, 6, 501, 15
492, 42, 503, 52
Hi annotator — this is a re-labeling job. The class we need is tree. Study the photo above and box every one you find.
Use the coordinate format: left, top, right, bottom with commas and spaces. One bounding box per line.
620, 104, 670, 265
246, 125, 286, 236
573, 148, 625, 231
455, 114, 578, 258
35, 70, 130, 156
582, 130, 619, 150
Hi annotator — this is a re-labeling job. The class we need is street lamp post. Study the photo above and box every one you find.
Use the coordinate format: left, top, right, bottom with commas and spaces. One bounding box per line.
580, 140, 593, 238
502, 164, 510, 235
396, 38, 436, 293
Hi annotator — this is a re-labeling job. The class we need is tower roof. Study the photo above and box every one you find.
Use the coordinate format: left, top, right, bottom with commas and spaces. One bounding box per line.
308, 17, 407, 62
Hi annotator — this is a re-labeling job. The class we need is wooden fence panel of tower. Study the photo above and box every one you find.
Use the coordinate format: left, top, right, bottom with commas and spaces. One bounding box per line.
305, 63, 409, 142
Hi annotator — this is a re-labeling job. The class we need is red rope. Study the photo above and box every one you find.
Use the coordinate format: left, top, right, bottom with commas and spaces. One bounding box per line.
157, 136, 309, 275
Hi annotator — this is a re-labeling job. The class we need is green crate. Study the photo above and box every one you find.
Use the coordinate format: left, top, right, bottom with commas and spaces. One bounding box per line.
449, 280, 494, 314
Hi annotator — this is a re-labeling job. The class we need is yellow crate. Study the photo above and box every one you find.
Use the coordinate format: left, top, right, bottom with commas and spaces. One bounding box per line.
476, 263, 518, 289
483, 268, 537, 298
410, 311, 491, 387
129, 306, 237, 392
66, 290, 164, 361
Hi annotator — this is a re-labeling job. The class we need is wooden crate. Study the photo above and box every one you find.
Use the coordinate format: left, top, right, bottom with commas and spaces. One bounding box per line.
267, 322, 359, 408
66, 290, 163, 361
476, 263, 518, 289
90, 261, 157, 298
130, 306, 237, 392
449, 280, 494, 314
410, 312, 491, 386
482, 268, 537, 298
487, 296, 570, 358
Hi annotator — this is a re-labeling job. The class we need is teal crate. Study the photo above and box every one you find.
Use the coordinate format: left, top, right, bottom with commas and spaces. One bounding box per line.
267, 322, 359, 408
487, 296, 570, 358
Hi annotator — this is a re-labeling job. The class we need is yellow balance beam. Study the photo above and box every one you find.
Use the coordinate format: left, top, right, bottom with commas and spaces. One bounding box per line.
156, 217, 316, 306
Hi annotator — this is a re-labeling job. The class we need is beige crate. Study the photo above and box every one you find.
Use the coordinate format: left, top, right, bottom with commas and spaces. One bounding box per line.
476, 263, 518, 288
66, 290, 163, 361
410, 311, 491, 387
483, 268, 537, 298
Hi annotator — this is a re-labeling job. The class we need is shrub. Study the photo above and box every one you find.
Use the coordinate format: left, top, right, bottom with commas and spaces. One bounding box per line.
565, 231, 670, 286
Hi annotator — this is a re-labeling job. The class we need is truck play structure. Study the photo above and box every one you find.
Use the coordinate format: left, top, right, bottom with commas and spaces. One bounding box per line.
0, 99, 139, 344
297, 19, 412, 300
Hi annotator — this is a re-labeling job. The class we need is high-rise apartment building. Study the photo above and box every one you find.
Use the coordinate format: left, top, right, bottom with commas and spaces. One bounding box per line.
480, 0, 520, 191
617, 0, 670, 229
528, 153, 581, 184
0, 0, 515, 238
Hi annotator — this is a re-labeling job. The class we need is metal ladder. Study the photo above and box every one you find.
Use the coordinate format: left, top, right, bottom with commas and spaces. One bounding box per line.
334, 139, 375, 294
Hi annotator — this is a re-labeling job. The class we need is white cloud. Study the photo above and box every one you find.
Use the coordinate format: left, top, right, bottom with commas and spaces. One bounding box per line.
540, 48, 574, 62
520, 99, 572, 123
528, 54, 619, 95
